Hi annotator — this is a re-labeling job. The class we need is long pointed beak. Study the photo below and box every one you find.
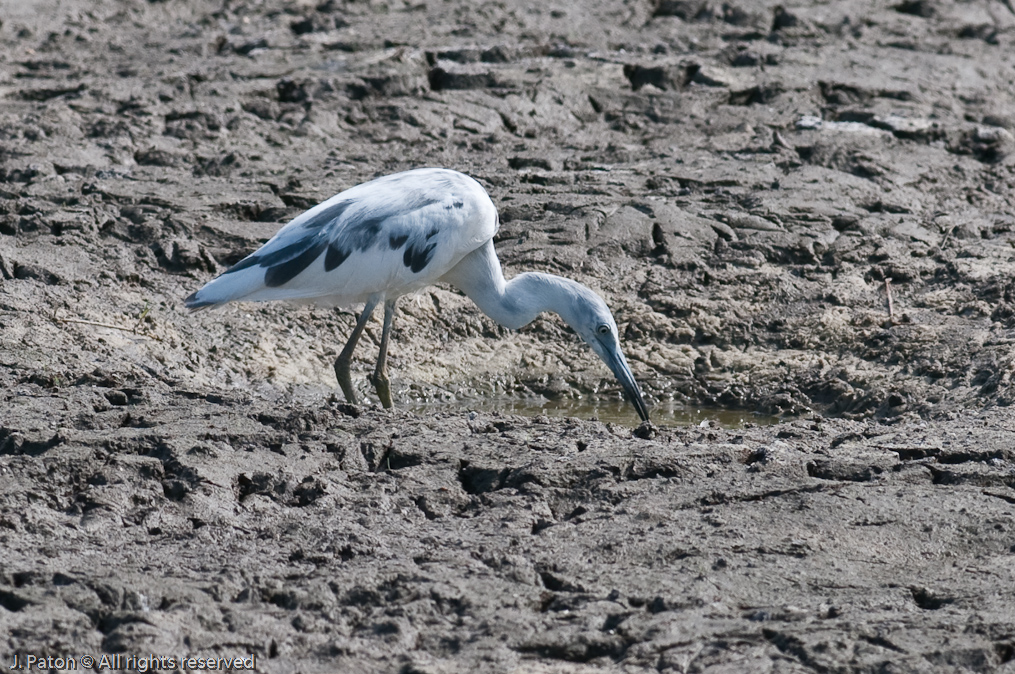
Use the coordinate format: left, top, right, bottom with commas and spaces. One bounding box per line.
605, 347, 650, 423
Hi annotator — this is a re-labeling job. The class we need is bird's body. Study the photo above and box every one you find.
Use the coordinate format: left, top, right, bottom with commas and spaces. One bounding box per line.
186, 168, 649, 422
187, 169, 496, 309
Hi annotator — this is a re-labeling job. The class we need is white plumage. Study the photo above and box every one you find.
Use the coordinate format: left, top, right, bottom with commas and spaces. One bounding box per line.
186, 168, 649, 421
187, 168, 496, 307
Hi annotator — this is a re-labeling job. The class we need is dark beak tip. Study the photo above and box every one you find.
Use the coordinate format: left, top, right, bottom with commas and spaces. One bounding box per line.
635, 400, 650, 423
604, 347, 649, 423
624, 389, 650, 423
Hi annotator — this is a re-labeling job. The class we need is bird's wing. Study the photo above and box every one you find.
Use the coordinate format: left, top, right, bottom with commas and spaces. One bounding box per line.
186, 169, 497, 308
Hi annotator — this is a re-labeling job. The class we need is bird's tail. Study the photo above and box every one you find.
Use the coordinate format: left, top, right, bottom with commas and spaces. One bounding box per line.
184, 262, 267, 311
185, 260, 341, 310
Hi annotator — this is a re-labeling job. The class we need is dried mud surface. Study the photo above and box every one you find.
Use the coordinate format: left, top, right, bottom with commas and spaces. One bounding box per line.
2, 0, 1015, 671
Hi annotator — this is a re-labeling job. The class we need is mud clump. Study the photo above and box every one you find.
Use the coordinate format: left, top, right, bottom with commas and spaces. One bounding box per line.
2, 0, 1015, 671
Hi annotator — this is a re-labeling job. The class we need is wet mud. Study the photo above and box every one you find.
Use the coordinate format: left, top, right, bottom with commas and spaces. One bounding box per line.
2, 0, 1015, 671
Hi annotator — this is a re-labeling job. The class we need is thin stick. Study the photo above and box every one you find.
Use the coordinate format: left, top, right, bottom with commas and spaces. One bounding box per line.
885, 278, 895, 320
53, 315, 162, 341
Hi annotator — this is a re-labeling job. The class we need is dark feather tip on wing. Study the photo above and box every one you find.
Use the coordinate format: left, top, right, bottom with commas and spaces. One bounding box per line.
184, 291, 217, 311
264, 240, 328, 287
403, 240, 437, 273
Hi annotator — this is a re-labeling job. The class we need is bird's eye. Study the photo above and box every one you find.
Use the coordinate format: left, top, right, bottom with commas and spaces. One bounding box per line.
596, 324, 611, 336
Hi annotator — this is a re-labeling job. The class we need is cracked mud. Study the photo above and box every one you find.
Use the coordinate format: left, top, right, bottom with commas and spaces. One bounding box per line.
2, 0, 1015, 671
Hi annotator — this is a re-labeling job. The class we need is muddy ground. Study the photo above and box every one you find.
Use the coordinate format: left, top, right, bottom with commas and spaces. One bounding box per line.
2, 0, 1015, 671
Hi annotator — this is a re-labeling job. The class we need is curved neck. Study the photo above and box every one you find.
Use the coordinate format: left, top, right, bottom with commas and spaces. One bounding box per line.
441, 241, 582, 330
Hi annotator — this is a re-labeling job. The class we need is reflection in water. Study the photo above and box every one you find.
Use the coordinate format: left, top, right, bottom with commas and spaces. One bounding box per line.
406, 397, 782, 428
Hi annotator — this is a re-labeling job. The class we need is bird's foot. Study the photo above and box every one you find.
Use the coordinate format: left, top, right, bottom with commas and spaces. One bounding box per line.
369, 372, 393, 409
334, 358, 358, 405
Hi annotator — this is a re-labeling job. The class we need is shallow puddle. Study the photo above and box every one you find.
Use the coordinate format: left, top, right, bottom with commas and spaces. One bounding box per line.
406, 397, 782, 428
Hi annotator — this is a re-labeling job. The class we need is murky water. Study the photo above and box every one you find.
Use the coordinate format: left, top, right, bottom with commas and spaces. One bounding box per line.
406, 397, 783, 428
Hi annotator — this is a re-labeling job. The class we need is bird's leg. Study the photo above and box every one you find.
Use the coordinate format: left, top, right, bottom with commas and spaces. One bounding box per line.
369, 299, 397, 409
334, 298, 379, 405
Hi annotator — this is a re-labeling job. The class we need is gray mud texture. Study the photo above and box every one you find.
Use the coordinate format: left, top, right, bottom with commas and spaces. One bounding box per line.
2, 0, 1015, 671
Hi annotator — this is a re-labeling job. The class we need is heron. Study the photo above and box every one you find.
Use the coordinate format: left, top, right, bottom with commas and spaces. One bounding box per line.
185, 168, 649, 422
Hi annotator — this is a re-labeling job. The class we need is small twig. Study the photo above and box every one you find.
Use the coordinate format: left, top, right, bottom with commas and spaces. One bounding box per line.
53, 314, 162, 341
885, 278, 895, 320
132, 300, 151, 333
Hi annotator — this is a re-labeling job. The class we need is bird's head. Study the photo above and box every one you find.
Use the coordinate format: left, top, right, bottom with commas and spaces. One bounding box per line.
561, 285, 650, 423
